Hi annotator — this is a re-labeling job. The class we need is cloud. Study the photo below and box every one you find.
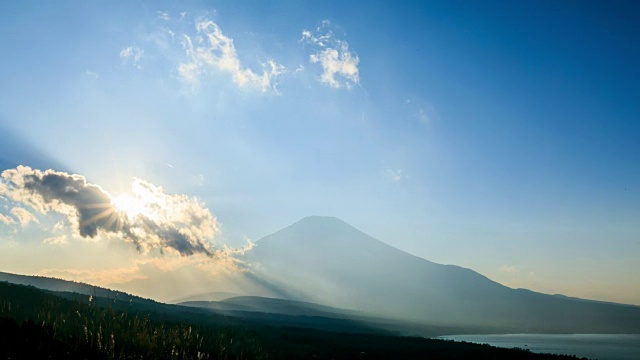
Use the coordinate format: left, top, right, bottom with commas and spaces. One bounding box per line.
0, 212, 14, 225
403, 98, 437, 126
178, 20, 285, 92
38, 265, 143, 287
120, 46, 144, 68
0, 166, 218, 257
43, 235, 68, 245
301, 21, 360, 88
416, 104, 437, 125
11, 207, 40, 227
499, 265, 519, 274
84, 70, 99, 80
157, 11, 170, 21
384, 167, 405, 183
37, 248, 253, 292
52, 220, 66, 232
417, 108, 429, 124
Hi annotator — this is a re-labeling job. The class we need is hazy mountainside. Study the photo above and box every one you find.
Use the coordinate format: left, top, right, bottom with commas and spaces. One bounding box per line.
178, 296, 493, 336
108, 264, 288, 302
172, 292, 241, 303
223, 296, 369, 317
244, 216, 640, 333
0, 270, 469, 336
180, 296, 364, 317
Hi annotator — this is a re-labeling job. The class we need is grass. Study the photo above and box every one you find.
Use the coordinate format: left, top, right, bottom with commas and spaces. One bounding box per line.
0, 281, 264, 359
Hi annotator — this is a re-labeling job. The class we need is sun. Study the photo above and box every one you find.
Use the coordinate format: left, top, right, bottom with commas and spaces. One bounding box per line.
110, 178, 167, 222
111, 193, 150, 220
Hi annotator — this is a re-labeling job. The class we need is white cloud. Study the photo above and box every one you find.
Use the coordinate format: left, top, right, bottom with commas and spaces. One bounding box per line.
178, 20, 286, 92
11, 207, 39, 227
157, 11, 170, 21
293, 65, 305, 75
52, 220, 66, 232
120, 46, 144, 68
0, 212, 14, 225
43, 235, 68, 245
301, 21, 360, 88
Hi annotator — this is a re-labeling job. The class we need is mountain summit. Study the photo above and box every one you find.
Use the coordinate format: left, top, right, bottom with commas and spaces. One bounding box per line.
253, 215, 425, 262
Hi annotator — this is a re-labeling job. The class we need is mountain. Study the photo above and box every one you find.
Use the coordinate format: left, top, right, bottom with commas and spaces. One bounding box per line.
243, 216, 640, 334
171, 292, 241, 303
178, 296, 475, 336
179, 296, 370, 319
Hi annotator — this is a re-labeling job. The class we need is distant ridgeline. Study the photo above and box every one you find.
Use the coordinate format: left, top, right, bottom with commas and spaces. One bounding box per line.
0, 280, 585, 359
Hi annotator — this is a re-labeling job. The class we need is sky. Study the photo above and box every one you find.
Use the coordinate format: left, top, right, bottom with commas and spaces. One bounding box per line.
0, 1, 638, 305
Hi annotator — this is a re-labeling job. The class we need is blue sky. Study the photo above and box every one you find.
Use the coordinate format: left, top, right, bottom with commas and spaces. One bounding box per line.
0, 1, 638, 304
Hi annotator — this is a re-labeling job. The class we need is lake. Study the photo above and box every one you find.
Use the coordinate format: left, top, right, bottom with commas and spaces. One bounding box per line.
438, 334, 640, 360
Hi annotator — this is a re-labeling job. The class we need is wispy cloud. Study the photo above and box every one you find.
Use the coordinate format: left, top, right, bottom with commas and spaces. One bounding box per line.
43, 235, 68, 245
0, 166, 218, 257
417, 107, 430, 124
120, 46, 144, 68
37, 248, 253, 292
11, 207, 39, 227
52, 220, 66, 232
301, 20, 360, 89
499, 265, 519, 274
384, 167, 405, 183
157, 11, 170, 21
84, 70, 99, 80
38, 264, 144, 287
178, 20, 285, 92
0, 212, 14, 225
404, 98, 437, 126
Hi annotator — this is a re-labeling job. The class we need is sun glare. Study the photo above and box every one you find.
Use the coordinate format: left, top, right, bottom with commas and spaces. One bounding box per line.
111, 193, 150, 220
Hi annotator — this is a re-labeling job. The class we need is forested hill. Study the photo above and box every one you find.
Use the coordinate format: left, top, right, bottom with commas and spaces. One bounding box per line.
0, 281, 583, 359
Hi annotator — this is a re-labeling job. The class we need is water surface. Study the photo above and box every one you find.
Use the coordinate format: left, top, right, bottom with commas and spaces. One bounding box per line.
439, 334, 640, 360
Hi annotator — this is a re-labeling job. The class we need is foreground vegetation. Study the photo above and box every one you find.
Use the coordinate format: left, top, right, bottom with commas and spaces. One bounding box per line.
0, 281, 589, 359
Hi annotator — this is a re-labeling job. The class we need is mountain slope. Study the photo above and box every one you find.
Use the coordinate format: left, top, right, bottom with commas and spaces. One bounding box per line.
244, 216, 640, 333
